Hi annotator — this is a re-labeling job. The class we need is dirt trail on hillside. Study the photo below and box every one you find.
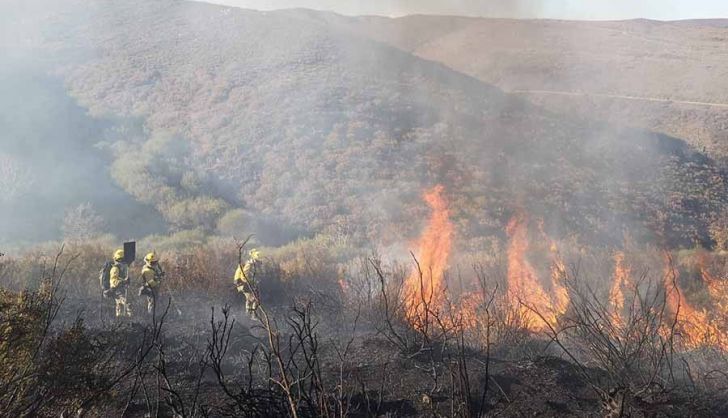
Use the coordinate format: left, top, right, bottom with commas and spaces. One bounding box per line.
511, 89, 728, 109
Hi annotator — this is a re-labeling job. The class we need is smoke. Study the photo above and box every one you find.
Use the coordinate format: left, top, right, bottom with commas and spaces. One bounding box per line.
199, 0, 543, 18
0, 0, 312, 249
0, 64, 165, 246
199, 0, 728, 20
0, 2, 164, 247
1, 0, 725, 258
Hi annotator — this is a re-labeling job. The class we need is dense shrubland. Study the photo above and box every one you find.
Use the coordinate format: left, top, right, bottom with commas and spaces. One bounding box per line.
4, 0, 727, 251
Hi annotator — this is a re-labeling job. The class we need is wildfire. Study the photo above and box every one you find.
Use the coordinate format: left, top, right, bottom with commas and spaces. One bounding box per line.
700, 256, 728, 311
506, 213, 558, 331
608, 252, 631, 327
544, 233, 570, 317
403, 185, 454, 328
458, 291, 486, 329
400, 187, 728, 350
663, 256, 728, 351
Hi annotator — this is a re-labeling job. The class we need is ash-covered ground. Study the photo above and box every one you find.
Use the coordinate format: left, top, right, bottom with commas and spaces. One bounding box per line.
15, 273, 720, 418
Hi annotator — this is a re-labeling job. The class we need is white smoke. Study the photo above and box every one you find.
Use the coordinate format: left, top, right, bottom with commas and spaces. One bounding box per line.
0, 154, 35, 203
197, 0, 728, 20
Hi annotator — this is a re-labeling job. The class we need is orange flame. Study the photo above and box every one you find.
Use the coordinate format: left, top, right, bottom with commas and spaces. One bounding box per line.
404, 185, 454, 327
506, 213, 557, 331
542, 227, 570, 317
663, 255, 727, 351
458, 291, 486, 329
550, 252, 570, 317
608, 252, 631, 327
699, 255, 728, 311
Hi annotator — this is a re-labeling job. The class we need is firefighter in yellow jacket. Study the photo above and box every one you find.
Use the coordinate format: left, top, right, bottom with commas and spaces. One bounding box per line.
139, 252, 165, 314
110, 249, 132, 317
234, 248, 261, 319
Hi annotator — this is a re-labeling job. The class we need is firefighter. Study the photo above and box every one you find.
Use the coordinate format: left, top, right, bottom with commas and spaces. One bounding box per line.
109, 249, 133, 317
139, 252, 165, 314
234, 248, 261, 319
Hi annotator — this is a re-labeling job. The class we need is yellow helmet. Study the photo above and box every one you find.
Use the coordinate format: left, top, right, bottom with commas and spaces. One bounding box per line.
113, 249, 124, 262
249, 248, 261, 261
144, 252, 158, 264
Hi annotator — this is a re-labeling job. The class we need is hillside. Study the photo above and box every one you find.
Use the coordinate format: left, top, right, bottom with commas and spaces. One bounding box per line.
3, 0, 727, 249
332, 15, 728, 163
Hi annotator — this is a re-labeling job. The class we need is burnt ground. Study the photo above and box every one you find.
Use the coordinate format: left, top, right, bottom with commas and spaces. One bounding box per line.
343, 338, 601, 417
45, 291, 726, 417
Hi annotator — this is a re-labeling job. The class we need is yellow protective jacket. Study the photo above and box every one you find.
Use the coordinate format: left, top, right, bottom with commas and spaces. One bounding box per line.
141, 263, 164, 288
110, 262, 129, 289
234, 260, 258, 291
234, 262, 251, 285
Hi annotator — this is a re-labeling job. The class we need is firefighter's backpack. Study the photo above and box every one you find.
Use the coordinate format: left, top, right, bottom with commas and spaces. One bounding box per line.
99, 261, 113, 296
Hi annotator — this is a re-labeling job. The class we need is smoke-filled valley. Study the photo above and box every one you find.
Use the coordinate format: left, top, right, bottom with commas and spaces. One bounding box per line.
2, 1, 728, 416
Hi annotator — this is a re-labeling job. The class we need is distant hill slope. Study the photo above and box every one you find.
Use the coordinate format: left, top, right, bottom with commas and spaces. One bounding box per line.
673, 19, 728, 28
0, 64, 163, 245
8, 0, 728, 248
330, 15, 728, 164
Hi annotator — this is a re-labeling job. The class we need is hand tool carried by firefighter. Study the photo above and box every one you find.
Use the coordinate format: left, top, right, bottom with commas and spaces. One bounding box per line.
123, 241, 136, 265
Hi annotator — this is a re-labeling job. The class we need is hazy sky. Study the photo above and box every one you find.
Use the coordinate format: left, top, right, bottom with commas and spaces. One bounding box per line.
198, 0, 728, 20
